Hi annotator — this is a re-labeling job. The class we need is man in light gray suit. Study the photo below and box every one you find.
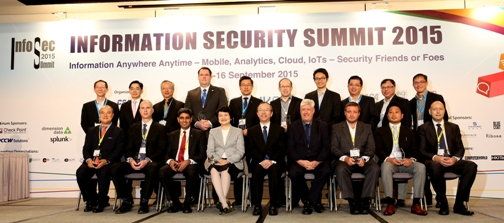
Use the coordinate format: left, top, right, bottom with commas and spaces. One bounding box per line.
332, 102, 379, 215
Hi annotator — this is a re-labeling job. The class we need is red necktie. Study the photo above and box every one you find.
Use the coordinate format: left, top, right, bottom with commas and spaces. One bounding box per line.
100, 126, 107, 139
178, 131, 187, 162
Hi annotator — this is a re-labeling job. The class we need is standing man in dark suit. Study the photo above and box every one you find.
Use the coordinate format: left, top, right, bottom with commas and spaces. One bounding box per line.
332, 102, 379, 215
153, 80, 185, 134
159, 108, 205, 213
374, 104, 427, 216
409, 73, 448, 206
229, 76, 262, 135
81, 80, 119, 133
288, 99, 331, 215
375, 79, 411, 129
185, 67, 228, 131
247, 102, 285, 216
113, 100, 166, 214
341, 76, 376, 125
305, 68, 343, 127
76, 105, 124, 213
119, 80, 143, 137
419, 101, 477, 216
270, 78, 302, 132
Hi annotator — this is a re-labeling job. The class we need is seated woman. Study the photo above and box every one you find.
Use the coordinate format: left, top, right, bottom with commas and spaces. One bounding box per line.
206, 106, 245, 214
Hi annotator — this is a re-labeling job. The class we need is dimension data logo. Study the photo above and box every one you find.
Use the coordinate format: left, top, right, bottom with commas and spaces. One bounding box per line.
10, 37, 56, 70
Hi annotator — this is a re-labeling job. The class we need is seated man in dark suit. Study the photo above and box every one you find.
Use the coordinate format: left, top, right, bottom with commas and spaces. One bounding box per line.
159, 108, 205, 213
153, 80, 185, 134
288, 99, 331, 215
305, 68, 343, 127
270, 78, 302, 132
332, 102, 379, 215
341, 76, 376, 125
419, 101, 477, 216
246, 102, 286, 216
76, 105, 124, 213
375, 104, 427, 216
80, 80, 119, 133
113, 100, 166, 214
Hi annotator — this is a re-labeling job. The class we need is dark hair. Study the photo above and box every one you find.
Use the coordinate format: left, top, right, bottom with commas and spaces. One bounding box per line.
217, 106, 231, 115
239, 76, 253, 86
129, 80, 143, 90
380, 79, 396, 87
387, 103, 402, 114
177, 107, 193, 117
413, 73, 428, 82
348, 75, 363, 86
198, 66, 212, 75
313, 68, 329, 79
344, 101, 361, 112
94, 80, 108, 89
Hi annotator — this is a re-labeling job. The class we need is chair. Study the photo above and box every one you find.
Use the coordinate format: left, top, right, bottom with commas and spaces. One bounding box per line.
113, 172, 146, 210
330, 173, 380, 211
443, 172, 469, 209
156, 173, 186, 212
197, 171, 245, 212
75, 174, 98, 211
286, 173, 332, 212
242, 172, 288, 212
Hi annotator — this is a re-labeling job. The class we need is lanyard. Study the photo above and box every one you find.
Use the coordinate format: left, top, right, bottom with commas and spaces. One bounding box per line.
436, 128, 444, 145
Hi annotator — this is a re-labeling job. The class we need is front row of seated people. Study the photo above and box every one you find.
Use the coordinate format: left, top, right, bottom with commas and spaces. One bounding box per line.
77, 99, 476, 216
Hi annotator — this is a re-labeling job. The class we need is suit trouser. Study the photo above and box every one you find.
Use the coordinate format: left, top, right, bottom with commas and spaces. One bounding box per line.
76, 163, 112, 205
335, 159, 380, 199
250, 163, 283, 207
289, 161, 330, 205
425, 159, 477, 205
159, 164, 200, 205
112, 161, 160, 201
381, 161, 426, 199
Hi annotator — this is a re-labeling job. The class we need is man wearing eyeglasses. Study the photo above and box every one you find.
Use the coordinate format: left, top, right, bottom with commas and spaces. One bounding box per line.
374, 79, 411, 129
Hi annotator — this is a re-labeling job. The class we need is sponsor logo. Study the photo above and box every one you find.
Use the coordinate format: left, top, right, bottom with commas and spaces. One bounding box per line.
491, 155, 504, 161
10, 37, 56, 70
465, 156, 488, 160
461, 133, 477, 137
493, 121, 501, 130
486, 134, 502, 138
117, 99, 128, 106
468, 122, 482, 130
49, 136, 71, 143
42, 126, 72, 135
0, 138, 28, 143
449, 115, 472, 120
0, 127, 27, 134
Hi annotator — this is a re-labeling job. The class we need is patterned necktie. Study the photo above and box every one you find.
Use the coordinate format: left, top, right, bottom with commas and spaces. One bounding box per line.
436, 123, 446, 150
142, 123, 147, 138
178, 131, 187, 162
163, 100, 169, 118
201, 89, 207, 108
262, 126, 268, 143
242, 97, 249, 116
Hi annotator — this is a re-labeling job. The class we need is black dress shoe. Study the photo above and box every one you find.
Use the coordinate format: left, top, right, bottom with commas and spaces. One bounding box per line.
138, 205, 149, 214
83, 202, 95, 212
182, 204, 193, 214
454, 205, 474, 216
313, 203, 325, 213
348, 200, 359, 215
269, 206, 278, 216
93, 203, 105, 213
167, 204, 181, 213
115, 201, 132, 214
359, 199, 370, 215
302, 205, 313, 215
396, 199, 405, 207
252, 205, 262, 216
438, 207, 449, 215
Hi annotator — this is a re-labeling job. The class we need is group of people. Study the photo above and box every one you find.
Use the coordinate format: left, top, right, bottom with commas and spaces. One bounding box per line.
76, 67, 477, 218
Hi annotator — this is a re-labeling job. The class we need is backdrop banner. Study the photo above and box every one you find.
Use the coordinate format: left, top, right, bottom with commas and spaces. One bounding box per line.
1, 8, 503, 198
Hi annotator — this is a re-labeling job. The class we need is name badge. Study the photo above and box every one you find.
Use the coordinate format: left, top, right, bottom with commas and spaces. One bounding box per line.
350, 148, 360, 158
93, 150, 100, 157
139, 146, 146, 154
238, 118, 246, 129
94, 123, 100, 127
159, 120, 166, 126
437, 149, 445, 156
417, 120, 424, 127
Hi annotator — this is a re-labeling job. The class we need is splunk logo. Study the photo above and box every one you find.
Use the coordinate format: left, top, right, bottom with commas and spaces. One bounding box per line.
10, 37, 56, 70
49, 136, 71, 143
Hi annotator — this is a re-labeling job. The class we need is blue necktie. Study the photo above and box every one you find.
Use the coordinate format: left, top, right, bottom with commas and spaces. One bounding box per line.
262, 126, 268, 143
242, 97, 249, 116
201, 89, 207, 108
304, 124, 311, 146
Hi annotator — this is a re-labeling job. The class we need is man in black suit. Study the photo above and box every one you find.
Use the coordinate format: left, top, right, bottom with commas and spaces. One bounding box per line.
76, 105, 124, 213
375, 79, 411, 129
305, 68, 343, 127
160, 108, 205, 213
288, 99, 331, 215
332, 102, 379, 215
113, 100, 166, 214
153, 80, 185, 134
409, 73, 449, 206
229, 76, 262, 135
119, 80, 143, 137
80, 80, 119, 133
184, 67, 228, 131
419, 101, 477, 216
270, 78, 302, 132
341, 76, 376, 125
246, 102, 285, 216
374, 104, 427, 216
